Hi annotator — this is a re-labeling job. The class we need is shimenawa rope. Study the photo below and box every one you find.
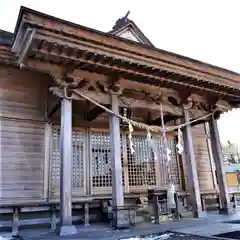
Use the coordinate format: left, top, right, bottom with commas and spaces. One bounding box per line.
62, 84, 216, 133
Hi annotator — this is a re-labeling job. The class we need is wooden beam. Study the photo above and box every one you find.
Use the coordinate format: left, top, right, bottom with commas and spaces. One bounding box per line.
85, 105, 109, 121
148, 115, 179, 126
191, 119, 208, 127
28, 48, 240, 98
47, 99, 61, 119
50, 87, 183, 116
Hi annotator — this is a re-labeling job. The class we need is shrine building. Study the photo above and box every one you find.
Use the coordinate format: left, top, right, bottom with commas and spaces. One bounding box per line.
0, 6, 240, 236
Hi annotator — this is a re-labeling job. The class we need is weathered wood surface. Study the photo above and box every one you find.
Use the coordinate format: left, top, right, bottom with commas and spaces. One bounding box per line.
183, 124, 217, 193
182, 107, 203, 217
20, 9, 240, 88
0, 67, 46, 121
0, 66, 49, 201
209, 119, 231, 212
0, 65, 215, 205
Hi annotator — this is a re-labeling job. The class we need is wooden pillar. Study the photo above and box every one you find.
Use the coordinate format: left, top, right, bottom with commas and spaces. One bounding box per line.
209, 119, 231, 214
109, 92, 130, 229
84, 203, 90, 226
50, 205, 57, 231
58, 98, 77, 236
12, 207, 19, 236
182, 107, 205, 218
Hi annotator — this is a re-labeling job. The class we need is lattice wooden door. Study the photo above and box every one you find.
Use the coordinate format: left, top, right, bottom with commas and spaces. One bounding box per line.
91, 130, 124, 195
50, 127, 85, 199
154, 136, 181, 190
125, 134, 181, 192
125, 133, 157, 192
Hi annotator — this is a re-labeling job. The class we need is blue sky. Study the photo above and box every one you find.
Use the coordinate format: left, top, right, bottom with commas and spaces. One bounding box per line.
0, 0, 239, 143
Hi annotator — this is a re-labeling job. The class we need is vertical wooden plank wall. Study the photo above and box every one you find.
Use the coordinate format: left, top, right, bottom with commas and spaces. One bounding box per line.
183, 124, 216, 193
0, 66, 48, 202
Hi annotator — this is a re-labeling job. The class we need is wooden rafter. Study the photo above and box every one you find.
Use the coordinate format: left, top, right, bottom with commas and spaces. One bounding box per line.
12, 7, 239, 86
28, 31, 240, 90
30, 47, 240, 99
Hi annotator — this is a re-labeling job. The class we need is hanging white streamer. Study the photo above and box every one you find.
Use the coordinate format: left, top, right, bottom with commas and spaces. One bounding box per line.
167, 183, 176, 209
176, 128, 183, 155
166, 148, 171, 162
128, 123, 135, 154
147, 131, 151, 141
146, 131, 153, 147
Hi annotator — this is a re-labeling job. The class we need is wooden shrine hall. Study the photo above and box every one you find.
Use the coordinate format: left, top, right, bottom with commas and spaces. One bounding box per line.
0, 6, 240, 236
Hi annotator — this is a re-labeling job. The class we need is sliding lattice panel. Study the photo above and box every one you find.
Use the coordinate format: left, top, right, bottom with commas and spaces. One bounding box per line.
155, 137, 181, 190
126, 134, 157, 192
126, 135, 181, 192
51, 127, 85, 198
167, 139, 181, 190
91, 130, 124, 195
50, 128, 181, 197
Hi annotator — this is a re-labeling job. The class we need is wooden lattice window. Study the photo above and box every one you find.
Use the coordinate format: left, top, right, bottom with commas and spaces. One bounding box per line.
51, 128, 60, 192
127, 135, 156, 187
51, 128, 85, 193
72, 131, 84, 188
91, 131, 124, 188
168, 139, 180, 186
155, 137, 168, 187
155, 137, 180, 186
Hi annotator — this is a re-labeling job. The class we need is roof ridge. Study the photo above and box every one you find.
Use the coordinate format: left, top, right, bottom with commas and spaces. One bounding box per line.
110, 16, 154, 47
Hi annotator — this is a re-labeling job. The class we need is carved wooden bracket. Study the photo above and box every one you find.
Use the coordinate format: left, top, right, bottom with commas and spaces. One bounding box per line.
61, 64, 76, 79
179, 91, 193, 109
215, 100, 232, 112
179, 91, 191, 104
206, 96, 219, 111
49, 87, 183, 116
143, 91, 162, 104
108, 74, 122, 93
